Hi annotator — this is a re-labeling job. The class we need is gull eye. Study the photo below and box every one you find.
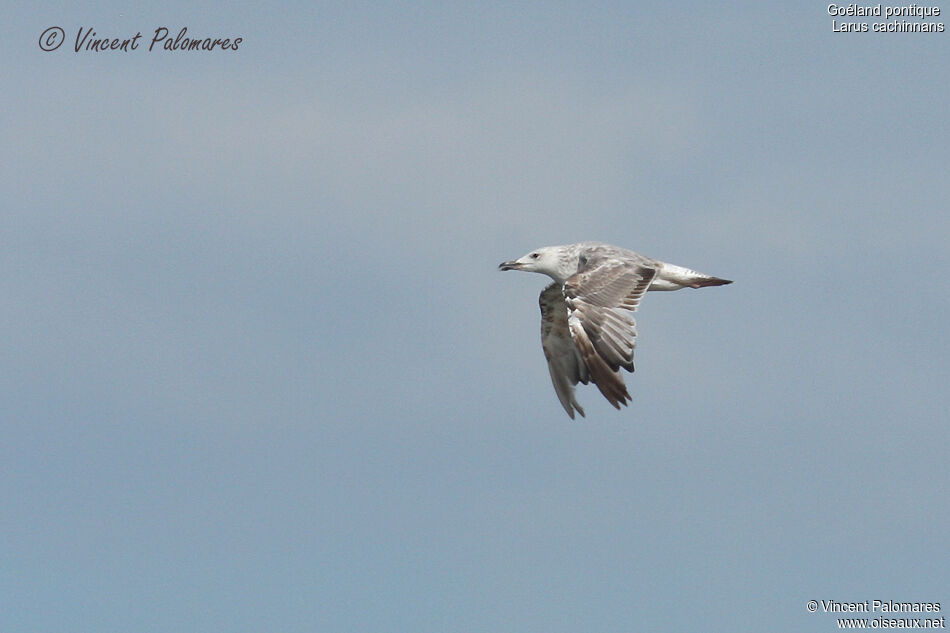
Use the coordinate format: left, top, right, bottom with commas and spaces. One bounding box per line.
531, 253, 540, 259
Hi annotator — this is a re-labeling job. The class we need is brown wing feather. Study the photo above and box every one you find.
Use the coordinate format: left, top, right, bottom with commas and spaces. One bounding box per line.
568, 316, 631, 409
562, 257, 658, 409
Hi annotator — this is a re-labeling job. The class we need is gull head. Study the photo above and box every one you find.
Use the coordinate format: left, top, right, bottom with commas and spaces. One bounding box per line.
499, 246, 563, 280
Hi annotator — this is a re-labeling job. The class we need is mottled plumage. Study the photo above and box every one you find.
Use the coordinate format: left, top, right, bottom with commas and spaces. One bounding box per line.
500, 242, 732, 418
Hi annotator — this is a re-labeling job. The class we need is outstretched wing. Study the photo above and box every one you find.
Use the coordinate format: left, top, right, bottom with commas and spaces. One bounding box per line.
563, 255, 658, 410
539, 283, 589, 419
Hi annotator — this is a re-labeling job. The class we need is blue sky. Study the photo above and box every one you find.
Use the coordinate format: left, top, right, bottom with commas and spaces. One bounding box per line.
2, 3, 948, 632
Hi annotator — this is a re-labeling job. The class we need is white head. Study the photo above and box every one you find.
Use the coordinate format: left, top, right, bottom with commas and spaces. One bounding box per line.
499, 246, 568, 282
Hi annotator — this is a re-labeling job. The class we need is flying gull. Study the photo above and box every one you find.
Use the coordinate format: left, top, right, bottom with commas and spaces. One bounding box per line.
499, 242, 732, 418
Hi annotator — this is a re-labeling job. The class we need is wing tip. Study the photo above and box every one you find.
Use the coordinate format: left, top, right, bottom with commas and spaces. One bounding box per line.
561, 399, 586, 419
569, 318, 633, 412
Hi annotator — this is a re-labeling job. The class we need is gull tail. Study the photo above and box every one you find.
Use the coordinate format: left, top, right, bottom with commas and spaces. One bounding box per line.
652, 262, 733, 291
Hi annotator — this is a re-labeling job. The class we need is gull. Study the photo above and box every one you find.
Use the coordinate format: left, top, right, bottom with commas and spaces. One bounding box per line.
499, 242, 731, 418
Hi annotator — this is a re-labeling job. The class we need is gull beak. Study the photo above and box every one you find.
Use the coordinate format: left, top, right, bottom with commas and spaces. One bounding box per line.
499, 260, 523, 271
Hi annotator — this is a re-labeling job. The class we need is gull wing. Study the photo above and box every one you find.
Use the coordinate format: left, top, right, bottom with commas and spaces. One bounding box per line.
539, 283, 589, 419
563, 255, 658, 409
